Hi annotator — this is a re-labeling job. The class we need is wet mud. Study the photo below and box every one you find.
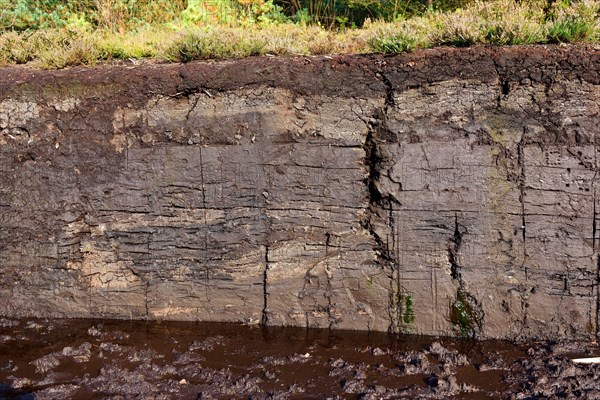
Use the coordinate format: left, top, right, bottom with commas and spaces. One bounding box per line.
0, 319, 598, 399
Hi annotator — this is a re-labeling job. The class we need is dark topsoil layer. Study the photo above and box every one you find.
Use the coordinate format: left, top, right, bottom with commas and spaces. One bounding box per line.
0, 318, 599, 399
2, 45, 599, 106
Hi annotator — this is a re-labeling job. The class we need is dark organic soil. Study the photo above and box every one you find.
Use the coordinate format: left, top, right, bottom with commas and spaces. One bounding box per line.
0, 318, 598, 399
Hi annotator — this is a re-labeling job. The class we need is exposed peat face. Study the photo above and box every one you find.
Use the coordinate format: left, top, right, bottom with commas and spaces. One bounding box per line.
2, 47, 599, 340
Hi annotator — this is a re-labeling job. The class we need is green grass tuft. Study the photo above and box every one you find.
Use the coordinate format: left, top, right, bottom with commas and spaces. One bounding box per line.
369, 32, 416, 53
548, 17, 594, 42
167, 27, 266, 61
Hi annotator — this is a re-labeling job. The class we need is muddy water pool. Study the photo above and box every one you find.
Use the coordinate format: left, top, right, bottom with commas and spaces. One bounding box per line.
0, 318, 599, 399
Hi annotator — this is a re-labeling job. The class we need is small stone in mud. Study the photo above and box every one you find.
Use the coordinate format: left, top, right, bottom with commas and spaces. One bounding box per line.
88, 325, 130, 341
354, 367, 368, 380
428, 342, 469, 366
0, 335, 13, 343
288, 353, 312, 363
6, 376, 32, 390
25, 321, 43, 330
188, 336, 224, 352
0, 319, 19, 328
87, 326, 102, 337
343, 379, 367, 394
263, 369, 277, 380
99, 342, 127, 354
0, 360, 14, 372
30, 354, 60, 373
260, 355, 287, 366
371, 347, 387, 356
173, 351, 205, 365
329, 358, 346, 368
62, 342, 92, 363
35, 383, 79, 398
428, 373, 464, 395
127, 348, 161, 363
287, 383, 305, 394
394, 351, 431, 375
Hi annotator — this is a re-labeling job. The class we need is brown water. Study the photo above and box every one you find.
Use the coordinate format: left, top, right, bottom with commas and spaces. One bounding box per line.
0, 318, 598, 399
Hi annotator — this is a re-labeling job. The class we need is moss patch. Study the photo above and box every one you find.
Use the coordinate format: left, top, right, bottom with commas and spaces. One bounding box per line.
450, 289, 484, 338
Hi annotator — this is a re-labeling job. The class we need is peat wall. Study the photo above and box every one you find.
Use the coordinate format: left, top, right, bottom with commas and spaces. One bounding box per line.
1, 45, 599, 339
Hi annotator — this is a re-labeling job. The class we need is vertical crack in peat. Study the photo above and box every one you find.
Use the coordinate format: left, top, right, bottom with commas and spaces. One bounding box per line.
447, 214, 485, 338
364, 116, 384, 205
448, 214, 463, 282
380, 73, 396, 109
367, 70, 404, 333
596, 255, 600, 337
144, 281, 150, 319
388, 194, 403, 332
595, 128, 600, 336
517, 136, 527, 263
324, 232, 336, 330
363, 67, 397, 332
198, 145, 210, 289
198, 145, 207, 209
593, 189, 597, 252
516, 130, 530, 336
363, 118, 396, 331
261, 245, 269, 326
258, 140, 273, 328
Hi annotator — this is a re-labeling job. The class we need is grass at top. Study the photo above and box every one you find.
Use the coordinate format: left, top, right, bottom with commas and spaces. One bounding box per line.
0, 0, 598, 69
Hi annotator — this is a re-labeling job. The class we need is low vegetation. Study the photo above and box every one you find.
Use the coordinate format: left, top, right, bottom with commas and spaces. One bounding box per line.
0, 0, 598, 68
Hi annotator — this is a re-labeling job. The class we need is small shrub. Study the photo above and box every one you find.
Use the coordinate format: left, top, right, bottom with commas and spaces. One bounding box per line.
305, 29, 336, 53
0, 32, 30, 64
166, 27, 268, 61
366, 17, 433, 53
546, 0, 599, 43
475, 0, 546, 45
482, 22, 545, 45
548, 16, 594, 42
35, 29, 100, 68
431, 9, 482, 46
369, 32, 416, 52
